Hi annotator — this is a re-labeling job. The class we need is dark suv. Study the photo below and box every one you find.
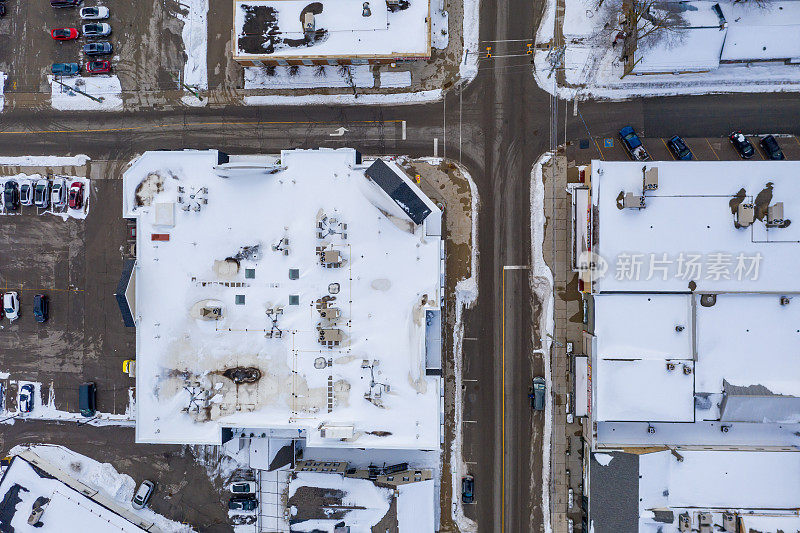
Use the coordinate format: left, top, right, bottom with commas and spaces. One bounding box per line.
33, 295, 48, 323
228, 496, 258, 511
461, 475, 474, 504
666, 135, 693, 160
79, 382, 96, 417
4, 181, 19, 211
760, 135, 785, 160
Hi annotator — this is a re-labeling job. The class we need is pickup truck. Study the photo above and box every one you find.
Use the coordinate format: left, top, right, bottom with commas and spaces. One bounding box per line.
619, 126, 651, 161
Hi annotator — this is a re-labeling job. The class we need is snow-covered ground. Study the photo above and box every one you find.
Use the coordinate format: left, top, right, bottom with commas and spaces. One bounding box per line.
244, 89, 442, 106
431, 1, 450, 50
244, 65, 375, 89
1, 378, 133, 426
0, 155, 90, 166
178, 0, 208, 91
48, 75, 123, 111
6, 444, 194, 532
530, 154, 555, 533
534, 0, 800, 99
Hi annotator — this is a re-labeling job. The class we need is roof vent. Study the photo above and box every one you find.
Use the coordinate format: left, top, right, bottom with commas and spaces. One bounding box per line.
643, 167, 658, 191
647, 425, 656, 434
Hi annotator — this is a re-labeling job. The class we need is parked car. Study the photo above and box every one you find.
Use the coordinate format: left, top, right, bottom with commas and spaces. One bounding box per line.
619, 126, 651, 161
79, 6, 109, 19
760, 135, 785, 160
85, 60, 111, 74
51, 178, 67, 208
228, 496, 258, 511
729, 131, 755, 159
20, 181, 33, 206
69, 181, 84, 209
529, 376, 546, 411
0, 5, 6, 17
228, 481, 257, 495
33, 294, 48, 323
51, 63, 81, 76
34, 179, 50, 208
461, 475, 474, 504
4, 181, 19, 211
666, 135, 693, 160
78, 382, 96, 417
83, 42, 112, 55
3, 292, 19, 321
51, 28, 79, 40
18, 384, 34, 413
81, 22, 111, 37
50, 0, 82, 7
131, 480, 154, 510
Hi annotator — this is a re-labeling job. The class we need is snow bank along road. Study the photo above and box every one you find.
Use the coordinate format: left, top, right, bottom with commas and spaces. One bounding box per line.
0, 16, 799, 533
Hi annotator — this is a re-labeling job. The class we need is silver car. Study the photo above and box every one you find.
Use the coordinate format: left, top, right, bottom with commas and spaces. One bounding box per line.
51, 178, 67, 208
131, 480, 154, 510
19, 181, 33, 206
82, 23, 111, 37
34, 179, 50, 208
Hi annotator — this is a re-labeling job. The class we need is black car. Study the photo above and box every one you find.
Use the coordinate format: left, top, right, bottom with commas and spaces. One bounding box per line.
729, 131, 755, 159
50, 0, 82, 7
4, 181, 19, 211
228, 496, 258, 511
667, 135, 693, 160
83, 42, 113, 55
33, 294, 48, 323
461, 475, 474, 504
760, 135, 785, 160
79, 382, 96, 417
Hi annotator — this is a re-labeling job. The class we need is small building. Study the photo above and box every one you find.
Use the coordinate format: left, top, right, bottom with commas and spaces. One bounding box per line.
232, 0, 432, 66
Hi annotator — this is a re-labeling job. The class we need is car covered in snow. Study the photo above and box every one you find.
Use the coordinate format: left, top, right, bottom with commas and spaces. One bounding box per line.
729, 131, 755, 159
18, 384, 34, 413
81, 22, 111, 37
83, 42, 112, 55
34, 179, 50, 208
51, 63, 81, 76
80, 6, 109, 19
20, 181, 33, 206
69, 181, 84, 209
51, 178, 67, 208
3, 291, 19, 321
131, 480, 154, 509
619, 126, 651, 161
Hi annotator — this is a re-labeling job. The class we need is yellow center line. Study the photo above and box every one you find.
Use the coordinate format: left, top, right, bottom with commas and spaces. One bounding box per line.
0, 120, 404, 135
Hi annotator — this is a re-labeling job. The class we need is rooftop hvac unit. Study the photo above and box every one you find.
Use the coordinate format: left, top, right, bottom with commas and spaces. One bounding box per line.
767, 202, 785, 227
736, 202, 754, 228
678, 513, 690, 533
722, 512, 736, 532
303, 12, 315, 34
643, 167, 658, 191
623, 192, 645, 210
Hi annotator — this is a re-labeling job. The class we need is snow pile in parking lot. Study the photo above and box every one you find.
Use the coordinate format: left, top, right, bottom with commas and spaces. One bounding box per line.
9, 444, 196, 533
178, 0, 209, 91
48, 75, 123, 111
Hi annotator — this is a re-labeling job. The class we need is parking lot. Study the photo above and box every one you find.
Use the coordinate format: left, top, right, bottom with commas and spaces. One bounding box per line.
0, 0, 185, 100
0, 164, 133, 416
570, 134, 800, 163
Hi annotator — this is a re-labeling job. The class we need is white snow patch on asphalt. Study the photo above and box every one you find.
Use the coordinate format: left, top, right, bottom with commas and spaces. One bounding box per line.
531, 153, 555, 533
48, 75, 122, 111
178, 0, 209, 90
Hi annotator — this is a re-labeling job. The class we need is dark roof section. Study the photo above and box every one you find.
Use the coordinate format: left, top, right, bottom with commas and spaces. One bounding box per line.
115, 259, 136, 328
365, 159, 432, 225
589, 452, 639, 533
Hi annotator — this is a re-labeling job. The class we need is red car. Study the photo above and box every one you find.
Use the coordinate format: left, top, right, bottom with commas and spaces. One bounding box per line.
51, 28, 79, 40
85, 60, 111, 74
68, 181, 83, 209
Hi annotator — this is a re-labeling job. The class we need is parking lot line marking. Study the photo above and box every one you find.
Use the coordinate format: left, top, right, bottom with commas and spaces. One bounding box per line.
0, 120, 405, 135
592, 138, 605, 160
794, 136, 800, 147
705, 138, 720, 160
660, 138, 676, 160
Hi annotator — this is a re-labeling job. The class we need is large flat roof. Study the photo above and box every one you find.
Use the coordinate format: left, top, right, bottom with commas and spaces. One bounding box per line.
124, 149, 442, 448
233, 0, 430, 59
590, 160, 800, 293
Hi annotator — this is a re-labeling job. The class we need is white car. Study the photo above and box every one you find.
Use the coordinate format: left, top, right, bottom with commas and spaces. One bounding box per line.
51, 178, 67, 208
3, 292, 19, 321
227, 481, 257, 495
80, 6, 110, 19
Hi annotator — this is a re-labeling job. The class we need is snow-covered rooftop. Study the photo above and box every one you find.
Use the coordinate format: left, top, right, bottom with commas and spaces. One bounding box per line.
233, 0, 431, 60
123, 149, 442, 448
590, 160, 800, 293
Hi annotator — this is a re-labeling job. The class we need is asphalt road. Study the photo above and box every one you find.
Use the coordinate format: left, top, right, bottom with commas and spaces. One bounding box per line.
0, 6, 797, 533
